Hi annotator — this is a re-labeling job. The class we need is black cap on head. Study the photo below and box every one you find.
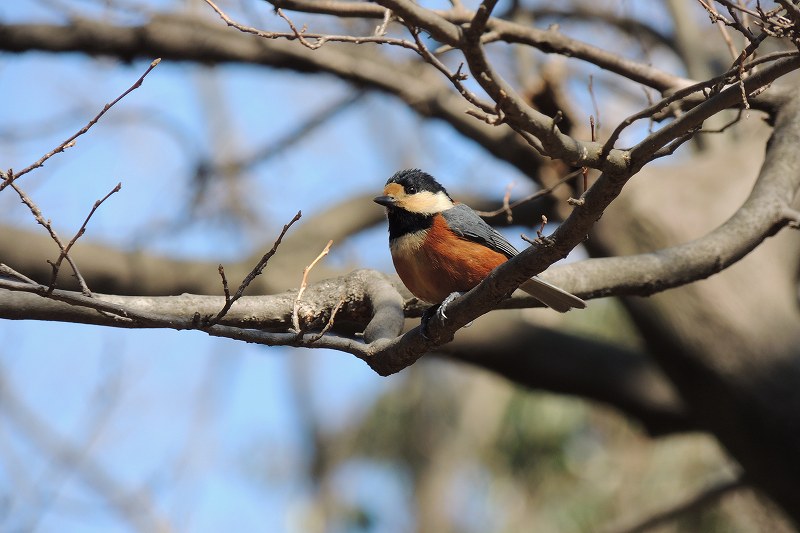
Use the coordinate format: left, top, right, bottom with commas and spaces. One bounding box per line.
386, 169, 451, 198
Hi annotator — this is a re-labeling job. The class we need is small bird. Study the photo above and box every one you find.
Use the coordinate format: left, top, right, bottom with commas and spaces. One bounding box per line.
374, 169, 586, 315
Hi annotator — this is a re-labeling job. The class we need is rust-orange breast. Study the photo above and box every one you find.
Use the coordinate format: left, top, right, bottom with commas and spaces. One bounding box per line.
390, 214, 507, 303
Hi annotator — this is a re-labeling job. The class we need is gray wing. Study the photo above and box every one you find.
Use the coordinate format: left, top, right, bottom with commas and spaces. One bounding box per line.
441, 203, 519, 258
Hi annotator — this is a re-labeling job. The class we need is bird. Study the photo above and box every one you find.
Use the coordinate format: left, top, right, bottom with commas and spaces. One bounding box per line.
373, 169, 586, 317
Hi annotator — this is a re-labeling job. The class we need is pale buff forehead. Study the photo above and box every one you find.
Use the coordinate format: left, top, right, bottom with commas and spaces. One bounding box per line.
383, 182, 405, 196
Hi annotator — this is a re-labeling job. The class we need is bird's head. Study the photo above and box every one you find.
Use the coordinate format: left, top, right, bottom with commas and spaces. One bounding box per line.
373, 169, 454, 214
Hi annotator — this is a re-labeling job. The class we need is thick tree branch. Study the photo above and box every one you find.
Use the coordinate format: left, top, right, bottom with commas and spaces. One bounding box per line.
0, 17, 547, 180
487, 19, 689, 93
439, 320, 694, 436
629, 55, 800, 167
366, 113, 800, 373
4, 120, 797, 374
0, 269, 402, 337
1, 271, 696, 435
267, 0, 690, 92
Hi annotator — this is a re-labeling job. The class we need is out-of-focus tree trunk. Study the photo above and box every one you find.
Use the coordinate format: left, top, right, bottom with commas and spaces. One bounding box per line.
593, 120, 800, 517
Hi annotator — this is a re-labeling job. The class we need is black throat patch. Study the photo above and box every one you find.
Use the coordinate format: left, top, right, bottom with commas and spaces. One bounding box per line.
386, 207, 433, 241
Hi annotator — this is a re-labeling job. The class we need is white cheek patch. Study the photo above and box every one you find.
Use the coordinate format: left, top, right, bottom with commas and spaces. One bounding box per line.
402, 191, 454, 214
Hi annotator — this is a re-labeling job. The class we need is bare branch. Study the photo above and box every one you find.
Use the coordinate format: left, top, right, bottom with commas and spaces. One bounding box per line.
270, 0, 388, 18
603, 47, 795, 156
3, 58, 160, 189
0, 264, 38, 288
49, 182, 122, 293
267, 0, 694, 93
206, 210, 302, 326
474, 169, 582, 218
405, 26, 495, 114
292, 239, 333, 334
203, 0, 418, 50
629, 55, 800, 168
6, 96, 799, 377
308, 295, 346, 343
8, 182, 92, 296
459, 33, 629, 170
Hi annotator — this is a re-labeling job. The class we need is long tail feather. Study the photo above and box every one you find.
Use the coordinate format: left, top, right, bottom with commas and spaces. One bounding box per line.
518, 277, 586, 312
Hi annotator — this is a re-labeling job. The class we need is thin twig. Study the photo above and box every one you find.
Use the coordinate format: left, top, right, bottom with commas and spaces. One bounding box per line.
292, 239, 334, 334
537, 215, 547, 237
276, 8, 318, 49
9, 182, 92, 296
3, 59, 160, 190
649, 129, 698, 161
406, 25, 495, 114
535, 215, 550, 242
49, 182, 122, 293
698, 0, 741, 58
374, 8, 392, 36
466, 0, 499, 39
0, 264, 38, 285
521, 216, 554, 246
474, 168, 583, 217
206, 210, 302, 326
203, 0, 417, 50
218, 265, 231, 304
602, 46, 789, 156
308, 294, 346, 342
588, 74, 601, 134
585, 114, 596, 193
501, 180, 516, 224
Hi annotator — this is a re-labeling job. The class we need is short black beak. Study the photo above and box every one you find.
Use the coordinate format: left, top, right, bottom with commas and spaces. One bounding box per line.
373, 195, 396, 207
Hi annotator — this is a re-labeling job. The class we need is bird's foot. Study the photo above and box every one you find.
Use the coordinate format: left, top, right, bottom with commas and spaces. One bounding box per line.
438, 291, 461, 320
421, 292, 464, 339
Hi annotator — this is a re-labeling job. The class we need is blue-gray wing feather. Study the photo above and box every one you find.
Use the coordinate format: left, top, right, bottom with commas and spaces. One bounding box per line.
441, 203, 519, 258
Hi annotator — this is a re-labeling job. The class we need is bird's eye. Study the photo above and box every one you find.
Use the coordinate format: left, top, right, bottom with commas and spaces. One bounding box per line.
406, 186, 417, 194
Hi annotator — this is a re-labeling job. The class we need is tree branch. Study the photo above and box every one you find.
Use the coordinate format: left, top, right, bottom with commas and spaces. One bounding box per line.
3, 120, 797, 374
439, 320, 694, 436
2, 58, 160, 189
0, 17, 547, 181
